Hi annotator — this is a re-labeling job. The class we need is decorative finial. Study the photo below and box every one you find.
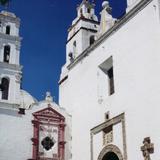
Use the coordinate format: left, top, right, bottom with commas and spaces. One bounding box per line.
45, 91, 53, 102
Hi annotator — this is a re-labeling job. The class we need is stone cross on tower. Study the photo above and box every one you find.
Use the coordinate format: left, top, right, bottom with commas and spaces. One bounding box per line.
45, 91, 53, 102
141, 137, 154, 160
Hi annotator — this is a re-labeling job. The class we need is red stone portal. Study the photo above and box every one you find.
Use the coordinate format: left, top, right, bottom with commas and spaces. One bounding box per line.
29, 104, 66, 160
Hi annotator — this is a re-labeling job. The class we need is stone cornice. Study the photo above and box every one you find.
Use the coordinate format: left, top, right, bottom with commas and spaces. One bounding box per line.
0, 101, 20, 110
0, 32, 22, 42
0, 13, 20, 25
67, 0, 153, 70
91, 113, 125, 135
0, 62, 22, 72
68, 17, 99, 32
67, 27, 97, 44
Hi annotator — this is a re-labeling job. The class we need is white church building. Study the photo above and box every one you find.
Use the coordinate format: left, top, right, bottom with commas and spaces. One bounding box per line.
0, 0, 160, 160
0, 11, 71, 160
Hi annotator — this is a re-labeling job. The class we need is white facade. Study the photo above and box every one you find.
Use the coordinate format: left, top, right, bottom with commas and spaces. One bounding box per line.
60, 0, 160, 160
127, 0, 142, 11
0, 11, 71, 160
1, 0, 160, 160
0, 92, 71, 160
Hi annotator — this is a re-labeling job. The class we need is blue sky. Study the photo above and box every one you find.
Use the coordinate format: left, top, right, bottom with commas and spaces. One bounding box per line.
0, 0, 126, 102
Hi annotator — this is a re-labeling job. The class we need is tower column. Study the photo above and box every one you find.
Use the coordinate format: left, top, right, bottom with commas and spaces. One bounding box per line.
0, 11, 22, 105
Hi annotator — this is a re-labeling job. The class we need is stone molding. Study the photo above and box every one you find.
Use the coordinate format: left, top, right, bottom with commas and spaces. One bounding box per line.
0, 13, 20, 25
0, 32, 21, 42
0, 62, 22, 71
68, 16, 99, 32
90, 113, 127, 160
67, 26, 98, 44
98, 144, 123, 160
0, 101, 20, 109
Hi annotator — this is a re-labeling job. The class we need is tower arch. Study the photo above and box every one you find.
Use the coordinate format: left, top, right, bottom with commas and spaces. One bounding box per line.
0, 11, 22, 104
6, 25, 11, 35
3, 45, 10, 63
0, 77, 10, 100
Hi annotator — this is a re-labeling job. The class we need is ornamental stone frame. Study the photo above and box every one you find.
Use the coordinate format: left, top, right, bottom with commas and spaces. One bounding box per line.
29, 104, 66, 160
98, 144, 123, 160
90, 113, 127, 160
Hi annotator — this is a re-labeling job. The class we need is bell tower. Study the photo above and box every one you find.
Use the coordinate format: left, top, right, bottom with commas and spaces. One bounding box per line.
66, 0, 99, 65
0, 11, 22, 106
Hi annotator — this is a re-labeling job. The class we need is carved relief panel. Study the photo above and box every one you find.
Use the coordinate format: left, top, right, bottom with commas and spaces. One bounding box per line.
39, 125, 58, 159
103, 125, 113, 145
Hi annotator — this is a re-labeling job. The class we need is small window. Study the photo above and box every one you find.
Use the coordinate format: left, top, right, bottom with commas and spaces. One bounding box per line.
0, 77, 9, 100
105, 111, 110, 120
90, 35, 95, 45
107, 67, 114, 95
87, 8, 91, 13
73, 41, 77, 55
73, 41, 76, 47
6, 25, 10, 35
3, 45, 10, 63
99, 56, 115, 96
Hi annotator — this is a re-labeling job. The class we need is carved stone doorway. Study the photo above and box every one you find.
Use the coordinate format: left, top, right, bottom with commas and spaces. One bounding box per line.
98, 145, 123, 160
102, 152, 119, 160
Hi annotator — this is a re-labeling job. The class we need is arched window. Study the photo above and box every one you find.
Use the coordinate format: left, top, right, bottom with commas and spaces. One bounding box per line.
0, 77, 9, 100
73, 41, 77, 55
3, 45, 10, 63
87, 8, 91, 14
90, 35, 95, 45
6, 25, 10, 35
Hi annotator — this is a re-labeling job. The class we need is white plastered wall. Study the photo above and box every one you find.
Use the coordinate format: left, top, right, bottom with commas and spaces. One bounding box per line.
0, 100, 71, 160
59, 0, 160, 160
